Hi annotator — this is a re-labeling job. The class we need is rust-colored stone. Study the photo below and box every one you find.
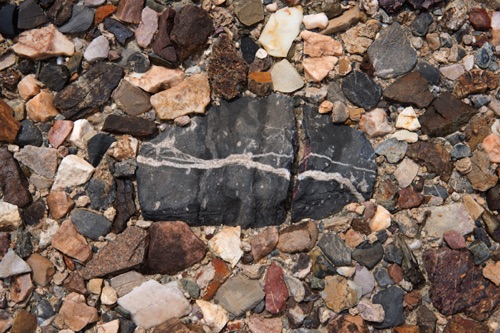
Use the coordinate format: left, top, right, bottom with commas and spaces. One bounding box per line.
406, 141, 453, 182
0, 99, 20, 143
443, 314, 489, 333
200, 258, 231, 301
47, 191, 75, 219
397, 187, 424, 209
454, 69, 499, 98
327, 315, 369, 333
94, 4, 116, 24
248, 71, 273, 97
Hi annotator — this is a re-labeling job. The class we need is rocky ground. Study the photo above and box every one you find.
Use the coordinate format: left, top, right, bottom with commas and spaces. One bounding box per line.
0, 0, 500, 332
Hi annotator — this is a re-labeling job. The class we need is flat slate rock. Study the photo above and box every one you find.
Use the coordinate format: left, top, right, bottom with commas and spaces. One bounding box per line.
342, 71, 382, 110
54, 62, 124, 119
367, 22, 417, 79
372, 286, 405, 328
291, 105, 377, 221
383, 71, 434, 108
58, 5, 94, 34
70, 209, 112, 240
137, 94, 295, 228
87, 133, 116, 167
104, 18, 134, 45
102, 114, 156, 138
214, 275, 265, 316
17, 0, 49, 30
0, 148, 32, 208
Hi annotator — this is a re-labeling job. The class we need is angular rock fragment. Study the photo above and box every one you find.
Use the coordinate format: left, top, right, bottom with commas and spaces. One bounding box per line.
17, 0, 48, 30
51, 220, 92, 262
0, 148, 32, 208
301, 30, 343, 57
126, 64, 184, 93
112, 178, 136, 233
0, 249, 31, 278
259, 6, 303, 57
54, 62, 124, 119
406, 141, 453, 181
466, 150, 498, 191
103, 18, 134, 45
70, 209, 112, 240
83, 36, 110, 62
58, 293, 99, 331
0, 202, 22, 231
422, 203, 475, 240
318, 233, 351, 266
0, 99, 20, 143
328, 315, 369, 333
264, 263, 288, 314
152, 8, 177, 65
112, 79, 152, 116
271, 59, 304, 93
215, 275, 265, 316
233, 0, 264, 26
249, 226, 278, 262
115, 0, 143, 24
372, 286, 405, 328
45, 0, 73, 26
52, 155, 94, 190
102, 114, 156, 138
12, 25, 74, 60
454, 69, 499, 98
383, 72, 434, 108
136, 7, 158, 48
276, 221, 318, 253
342, 71, 382, 110
14, 145, 58, 179
322, 275, 358, 312
59, 5, 94, 34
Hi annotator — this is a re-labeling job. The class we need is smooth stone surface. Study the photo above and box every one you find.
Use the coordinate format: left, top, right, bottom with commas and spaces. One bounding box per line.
137, 94, 295, 228
276, 221, 318, 253
115, 0, 143, 24
102, 114, 156, 138
52, 154, 94, 190
0, 249, 31, 278
271, 59, 304, 93
51, 220, 92, 262
367, 22, 417, 78
292, 106, 377, 221
84, 36, 110, 62
372, 286, 405, 328
59, 5, 94, 34
104, 18, 134, 45
0, 99, 20, 143
258, 6, 303, 57
14, 145, 57, 179
112, 79, 151, 116
352, 242, 384, 269
342, 71, 382, 110
375, 138, 408, 163
215, 275, 265, 316
209, 226, 243, 268
17, 0, 49, 30
70, 209, 112, 240
26, 91, 59, 122
135, 7, 158, 48
422, 203, 475, 240
87, 133, 116, 167
264, 263, 288, 314
383, 72, 434, 108
234, 0, 264, 26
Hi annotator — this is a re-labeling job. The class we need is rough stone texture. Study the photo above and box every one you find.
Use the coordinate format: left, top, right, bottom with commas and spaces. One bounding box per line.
112, 178, 136, 233
14, 145, 57, 179
328, 315, 369, 333
112, 79, 151, 116
292, 106, 377, 221
10, 309, 36, 333
115, 0, 143, 24
318, 233, 351, 266
152, 8, 177, 65
423, 247, 499, 320
383, 72, 434, 108
138, 94, 295, 228
59, 5, 95, 34
322, 275, 358, 312
249, 226, 279, 262
0, 99, 20, 143
208, 34, 248, 100
342, 71, 382, 110
17, 0, 49, 30
52, 154, 95, 190
420, 93, 476, 137
48, 119, 73, 148
150, 74, 211, 120
70, 209, 112, 241
352, 242, 384, 269
47, 191, 74, 219
247, 316, 282, 333
58, 293, 99, 331
0, 148, 32, 208
26, 91, 59, 122
126, 65, 184, 93
170, 5, 214, 61
372, 286, 405, 329
443, 314, 490, 333
421, 203, 475, 240
136, 7, 158, 48
215, 275, 265, 316
12, 24, 74, 60
234, 0, 264, 26
466, 150, 498, 191
276, 221, 318, 253
82, 226, 147, 279
454, 69, 499, 98
144, 221, 206, 275
102, 114, 156, 138
406, 141, 453, 181
51, 220, 92, 263
0, 202, 22, 231
258, 6, 303, 57
110, 271, 147, 297
26, 253, 55, 286
54, 62, 124, 119
0, 249, 31, 278
264, 263, 288, 314
368, 23, 417, 78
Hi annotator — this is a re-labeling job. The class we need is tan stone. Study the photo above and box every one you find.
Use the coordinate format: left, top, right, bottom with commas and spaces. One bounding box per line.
246, 315, 282, 333
126, 65, 185, 93
10, 274, 34, 303
151, 74, 211, 120
26, 91, 59, 122
59, 292, 99, 331
483, 261, 500, 286
47, 191, 75, 219
18, 75, 42, 101
359, 108, 393, 137
483, 133, 500, 163
52, 220, 92, 262
300, 30, 343, 57
303, 56, 337, 82
369, 205, 391, 232
319, 100, 334, 114
97, 319, 120, 333
322, 275, 358, 312
108, 135, 138, 161
12, 24, 74, 60
462, 195, 484, 221
321, 6, 363, 35
338, 56, 352, 76
26, 253, 56, 287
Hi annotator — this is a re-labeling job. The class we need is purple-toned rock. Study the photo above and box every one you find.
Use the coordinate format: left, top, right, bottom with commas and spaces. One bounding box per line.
143, 221, 206, 275
264, 262, 289, 314
0, 148, 32, 208
115, 0, 143, 24
136, 7, 158, 48
152, 8, 177, 65
249, 226, 279, 262
443, 230, 466, 249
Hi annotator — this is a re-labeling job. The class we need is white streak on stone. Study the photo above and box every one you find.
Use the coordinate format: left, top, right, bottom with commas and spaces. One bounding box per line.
297, 170, 365, 202
308, 153, 376, 174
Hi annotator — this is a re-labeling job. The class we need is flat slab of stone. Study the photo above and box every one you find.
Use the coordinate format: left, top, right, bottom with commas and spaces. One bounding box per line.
291, 106, 377, 221
422, 203, 475, 240
137, 94, 295, 228
215, 275, 265, 316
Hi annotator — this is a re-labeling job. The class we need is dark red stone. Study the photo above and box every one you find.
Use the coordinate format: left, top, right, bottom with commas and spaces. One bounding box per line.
264, 262, 289, 314
469, 8, 491, 31
423, 247, 500, 320
199, 258, 231, 300
443, 230, 466, 250
0, 148, 32, 208
443, 314, 490, 333
144, 221, 207, 275
152, 8, 178, 66
397, 187, 424, 209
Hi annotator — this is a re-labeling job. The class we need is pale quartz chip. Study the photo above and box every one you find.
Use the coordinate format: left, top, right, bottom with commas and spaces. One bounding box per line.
391, 130, 419, 143
68, 119, 96, 150
395, 107, 421, 131
462, 54, 475, 71
52, 155, 95, 190
258, 6, 303, 57
303, 13, 328, 30
369, 205, 391, 232
439, 63, 465, 80
255, 48, 268, 59
12, 24, 74, 60
271, 59, 304, 93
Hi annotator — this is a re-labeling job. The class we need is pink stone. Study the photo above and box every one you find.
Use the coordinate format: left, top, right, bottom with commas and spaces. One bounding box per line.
264, 262, 289, 314
10, 273, 34, 303
17, 74, 41, 101
135, 7, 158, 48
115, 0, 144, 24
303, 56, 337, 82
48, 120, 74, 148
359, 108, 393, 137
482, 133, 500, 163
443, 230, 466, 249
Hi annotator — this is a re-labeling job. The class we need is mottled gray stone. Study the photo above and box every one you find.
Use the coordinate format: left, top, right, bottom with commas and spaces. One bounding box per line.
70, 209, 112, 240
215, 275, 265, 316
317, 233, 351, 266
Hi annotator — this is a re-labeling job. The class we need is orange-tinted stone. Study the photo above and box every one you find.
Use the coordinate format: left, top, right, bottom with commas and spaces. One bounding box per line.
48, 119, 73, 148
200, 258, 231, 300
393, 325, 421, 333
47, 191, 75, 219
0, 98, 20, 143
95, 4, 116, 24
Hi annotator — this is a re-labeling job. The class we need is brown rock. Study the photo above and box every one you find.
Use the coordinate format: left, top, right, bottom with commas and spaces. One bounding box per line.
321, 7, 362, 35
170, 5, 214, 61
301, 30, 343, 57
246, 315, 282, 333
11, 24, 74, 60
454, 69, 499, 98
151, 74, 211, 120
17, 74, 41, 101
249, 226, 278, 262
465, 114, 491, 151
102, 114, 156, 138
0, 310, 13, 333
45, 0, 73, 26
0, 233, 10, 259
26, 91, 59, 122
397, 187, 424, 209
466, 150, 498, 191
404, 290, 422, 310
0, 148, 32, 208
10, 309, 36, 333
443, 230, 466, 250
48, 119, 73, 148
393, 325, 420, 333
82, 226, 147, 279
26, 253, 56, 286
443, 314, 490, 333
0, 98, 20, 143
208, 34, 248, 100
388, 263, 404, 283
59, 292, 99, 331
423, 247, 500, 320
276, 221, 318, 253
248, 72, 273, 97
47, 191, 74, 219
420, 92, 476, 137
383, 72, 434, 108
111, 178, 136, 233
196, 258, 231, 301
10, 273, 34, 303
483, 261, 500, 286
469, 8, 491, 31
152, 8, 177, 65
406, 141, 452, 181
112, 79, 152, 116
327, 315, 369, 333
126, 65, 184, 93
115, 0, 143, 24
323, 275, 358, 312
264, 262, 289, 314
152, 318, 205, 333
95, 4, 116, 24
52, 220, 92, 263
64, 271, 87, 294
0, 68, 21, 92
144, 221, 206, 275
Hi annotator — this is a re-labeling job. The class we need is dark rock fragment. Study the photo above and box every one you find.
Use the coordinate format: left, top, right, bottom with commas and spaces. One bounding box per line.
0, 4, 19, 37
379, 0, 405, 13
241, 36, 259, 64
58, 5, 94, 34
115, 0, 143, 24
126, 52, 150, 73
468, 240, 490, 265
406, 141, 453, 181
17, 0, 48, 30
38, 63, 70, 92
54, 62, 124, 119
15, 120, 42, 148
454, 69, 499, 98
410, 12, 433, 36
102, 114, 156, 138
22, 199, 45, 226
152, 8, 177, 66
85, 175, 116, 211
70, 209, 112, 241
87, 133, 116, 167
0, 148, 32, 208
443, 314, 490, 333
317, 233, 351, 266
415, 61, 441, 85
112, 178, 136, 233
0, 68, 21, 91
396, 235, 425, 287
383, 72, 434, 108
416, 305, 437, 333
372, 286, 405, 328
45, 0, 73, 26
351, 241, 384, 269
104, 18, 134, 45
342, 71, 382, 110
486, 185, 500, 211
469, 8, 491, 31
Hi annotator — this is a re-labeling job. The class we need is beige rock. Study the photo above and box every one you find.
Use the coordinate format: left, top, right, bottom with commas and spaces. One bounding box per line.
97, 319, 120, 333
26, 91, 59, 122
396, 107, 420, 131
463, 194, 484, 220
0, 202, 22, 231
341, 28, 373, 55
394, 157, 419, 188
52, 155, 94, 190
440, 64, 465, 80
26, 254, 56, 287
391, 130, 419, 143
483, 133, 500, 163
208, 226, 243, 268
303, 13, 328, 30
14, 145, 58, 178
369, 205, 391, 232
12, 24, 74, 60
246, 315, 282, 333
101, 282, 118, 305
359, 109, 393, 137
88, 278, 103, 294
322, 275, 358, 312
271, 59, 304, 93
196, 300, 229, 333
108, 135, 138, 161
110, 271, 147, 297
300, 30, 343, 57
319, 100, 334, 114
0, 53, 16, 71
52, 220, 92, 262
126, 65, 185, 93
483, 261, 500, 286
303, 56, 337, 82
18, 75, 42, 101
59, 292, 99, 331
321, 6, 362, 35
47, 191, 75, 219
68, 119, 96, 149
135, 7, 158, 48
258, 6, 303, 57
9, 273, 34, 303
151, 74, 211, 120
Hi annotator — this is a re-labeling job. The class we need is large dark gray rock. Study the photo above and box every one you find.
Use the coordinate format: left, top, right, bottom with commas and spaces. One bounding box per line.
70, 209, 112, 240
291, 106, 377, 222
137, 94, 296, 228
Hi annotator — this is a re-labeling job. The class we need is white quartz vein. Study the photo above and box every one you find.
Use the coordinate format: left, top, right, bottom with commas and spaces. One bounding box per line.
298, 170, 365, 202
308, 153, 376, 174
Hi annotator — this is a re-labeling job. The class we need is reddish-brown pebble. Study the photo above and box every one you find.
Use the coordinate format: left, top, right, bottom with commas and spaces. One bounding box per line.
48, 120, 73, 148
469, 8, 491, 31
388, 263, 404, 283
94, 4, 116, 24
264, 262, 289, 314
443, 230, 466, 249
47, 191, 75, 219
